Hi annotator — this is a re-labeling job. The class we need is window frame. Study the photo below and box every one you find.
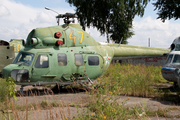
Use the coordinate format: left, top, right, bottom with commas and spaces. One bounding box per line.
165, 54, 173, 64
35, 54, 49, 68
172, 54, 180, 63
88, 56, 99, 66
74, 54, 84, 66
57, 53, 67, 66
13, 51, 34, 66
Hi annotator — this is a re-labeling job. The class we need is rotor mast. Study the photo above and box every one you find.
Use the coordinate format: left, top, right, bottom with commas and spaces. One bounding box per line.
45, 7, 77, 25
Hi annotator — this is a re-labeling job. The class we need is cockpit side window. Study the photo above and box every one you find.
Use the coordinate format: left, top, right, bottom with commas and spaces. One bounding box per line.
88, 56, 99, 66
75, 54, 83, 66
166, 54, 173, 64
57, 53, 67, 66
173, 54, 180, 63
13, 52, 34, 66
35, 55, 49, 68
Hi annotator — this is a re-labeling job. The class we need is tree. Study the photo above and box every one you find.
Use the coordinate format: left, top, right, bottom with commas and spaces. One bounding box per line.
66, 0, 150, 43
153, 0, 180, 22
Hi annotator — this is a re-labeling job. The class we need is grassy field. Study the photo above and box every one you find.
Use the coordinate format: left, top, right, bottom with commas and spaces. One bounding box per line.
99, 63, 169, 97
75, 63, 180, 119
0, 63, 179, 119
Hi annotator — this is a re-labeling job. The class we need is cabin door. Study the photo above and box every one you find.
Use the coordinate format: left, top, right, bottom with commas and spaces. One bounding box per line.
31, 53, 51, 81
84, 55, 102, 80
71, 53, 86, 80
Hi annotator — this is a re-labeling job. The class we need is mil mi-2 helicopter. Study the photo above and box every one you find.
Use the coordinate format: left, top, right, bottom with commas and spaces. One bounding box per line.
2, 12, 170, 93
161, 37, 180, 89
0, 39, 24, 74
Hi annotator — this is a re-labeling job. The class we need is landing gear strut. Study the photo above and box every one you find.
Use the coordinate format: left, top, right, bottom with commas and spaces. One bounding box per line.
173, 82, 178, 92
20, 85, 24, 95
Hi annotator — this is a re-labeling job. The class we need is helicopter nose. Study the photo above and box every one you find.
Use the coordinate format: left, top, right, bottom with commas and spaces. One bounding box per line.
2, 64, 29, 82
11, 69, 29, 82
3, 65, 29, 82
161, 67, 177, 82
2, 65, 12, 78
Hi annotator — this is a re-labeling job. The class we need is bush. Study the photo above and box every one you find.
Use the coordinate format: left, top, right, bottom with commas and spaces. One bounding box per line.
0, 78, 8, 102
0, 77, 17, 102
99, 63, 165, 97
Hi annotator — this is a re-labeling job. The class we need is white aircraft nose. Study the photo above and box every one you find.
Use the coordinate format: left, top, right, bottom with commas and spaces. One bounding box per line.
161, 67, 177, 82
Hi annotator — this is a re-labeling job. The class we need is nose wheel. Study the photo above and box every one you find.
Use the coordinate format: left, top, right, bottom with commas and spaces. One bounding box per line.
173, 82, 179, 92
20, 85, 24, 95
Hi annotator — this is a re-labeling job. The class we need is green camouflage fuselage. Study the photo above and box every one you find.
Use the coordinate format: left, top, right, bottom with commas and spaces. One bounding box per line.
2, 24, 170, 86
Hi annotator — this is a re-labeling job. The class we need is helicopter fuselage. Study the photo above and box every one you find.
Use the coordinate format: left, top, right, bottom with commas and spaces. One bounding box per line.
2, 24, 114, 86
2, 23, 170, 88
161, 36, 180, 88
161, 51, 180, 83
3, 46, 114, 86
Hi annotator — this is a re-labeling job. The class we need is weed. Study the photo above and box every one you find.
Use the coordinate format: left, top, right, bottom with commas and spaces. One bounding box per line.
6, 77, 17, 100
99, 63, 164, 97
40, 100, 49, 108
74, 63, 180, 119
0, 78, 8, 102
0, 63, 178, 120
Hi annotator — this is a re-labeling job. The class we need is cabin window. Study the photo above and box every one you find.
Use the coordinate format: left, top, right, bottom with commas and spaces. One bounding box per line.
88, 56, 99, 66
75, 54, 83, 66
13, 52, 34, 66
35, 55, 49, 68
166, 54, 173, 64
173, 54, 180, 63
57, 53, 67, 66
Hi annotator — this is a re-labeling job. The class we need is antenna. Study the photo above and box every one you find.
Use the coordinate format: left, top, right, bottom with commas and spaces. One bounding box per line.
148, 38, 150, 47
45, 7, 60, 25
118, 37, 123, 47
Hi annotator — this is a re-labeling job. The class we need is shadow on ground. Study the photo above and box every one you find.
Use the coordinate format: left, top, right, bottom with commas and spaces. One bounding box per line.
16, 85, 88, 97
154, 83, 180, 104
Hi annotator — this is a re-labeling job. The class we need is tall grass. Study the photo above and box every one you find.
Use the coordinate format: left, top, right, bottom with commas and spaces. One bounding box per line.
99, 63, 166, 97
0, 64, 177, 120
74, 64, 174, 119
0, 78, 8, 102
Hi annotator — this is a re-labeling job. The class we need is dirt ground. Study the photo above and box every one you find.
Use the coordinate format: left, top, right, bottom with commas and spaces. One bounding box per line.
9, 85, 180, 120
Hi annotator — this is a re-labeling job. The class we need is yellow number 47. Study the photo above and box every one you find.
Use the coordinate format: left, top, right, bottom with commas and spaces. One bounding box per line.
69, 30, 83, 44
77, 31, 83, 43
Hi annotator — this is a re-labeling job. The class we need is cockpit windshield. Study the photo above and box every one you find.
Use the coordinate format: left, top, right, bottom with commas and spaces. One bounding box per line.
172, 54, 180, 63
165, 54, 173, 64
13, 52, 34, 66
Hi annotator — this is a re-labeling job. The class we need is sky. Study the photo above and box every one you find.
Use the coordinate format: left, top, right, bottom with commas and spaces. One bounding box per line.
0, 0, 180, 48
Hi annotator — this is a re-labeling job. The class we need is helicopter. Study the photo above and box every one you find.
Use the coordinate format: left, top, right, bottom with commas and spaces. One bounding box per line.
161, 37, 180, 89
0, 39, 24, 74
2, 13, 170, 93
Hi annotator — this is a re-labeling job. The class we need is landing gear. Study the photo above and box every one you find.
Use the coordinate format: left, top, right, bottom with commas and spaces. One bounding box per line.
173, 82, 178, 92
78, 75, 94, 90
78, 81, 93, 90
20, 85, 24, 95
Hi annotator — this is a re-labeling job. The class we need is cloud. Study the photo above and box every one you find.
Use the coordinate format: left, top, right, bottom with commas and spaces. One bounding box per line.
32, 11, 55, 24
1, 0, 180, 49
128, 16, 180, 48
0, 0, 37, 25
86, 27, 107, 43
0, 0, 39, 40
0, 0, 73, 41
0, 5, 10, 17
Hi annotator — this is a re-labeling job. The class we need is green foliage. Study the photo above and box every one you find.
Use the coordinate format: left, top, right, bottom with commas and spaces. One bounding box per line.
75, 63, 173, 119
0, 79, 8, 102
41, 100, 49, 108
66, 0, 150, 43
0, 77, 17, 102
6, 77, 17, 100
100, 63, 164, 97
153, 0, 180, 22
